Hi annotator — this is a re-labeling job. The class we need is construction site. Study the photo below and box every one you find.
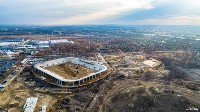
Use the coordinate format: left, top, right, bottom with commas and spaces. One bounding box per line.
0, 34, 200, 112
0, 56, 111, 112
0, 50, 200, 112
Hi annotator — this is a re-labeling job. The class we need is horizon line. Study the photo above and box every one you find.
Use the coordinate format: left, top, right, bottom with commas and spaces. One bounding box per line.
0, 24, 200, 27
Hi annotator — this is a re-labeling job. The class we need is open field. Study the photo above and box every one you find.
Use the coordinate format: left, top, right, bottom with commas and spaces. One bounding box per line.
46, 61, 96, 80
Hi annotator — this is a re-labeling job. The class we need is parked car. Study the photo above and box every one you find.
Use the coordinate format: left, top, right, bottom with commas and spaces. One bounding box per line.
1, 80, 7, 84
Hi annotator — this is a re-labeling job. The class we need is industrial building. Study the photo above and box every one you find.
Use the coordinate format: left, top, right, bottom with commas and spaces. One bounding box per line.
0, 38, 24, 46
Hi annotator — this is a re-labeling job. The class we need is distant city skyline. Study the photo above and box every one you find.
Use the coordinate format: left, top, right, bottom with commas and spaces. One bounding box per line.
0, 0, 200, 25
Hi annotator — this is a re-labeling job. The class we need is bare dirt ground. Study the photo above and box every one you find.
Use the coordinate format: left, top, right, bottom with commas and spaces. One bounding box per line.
1, 53, 199, 112
46, 61, 96, 79
88, 53, 200, 112
0, 74, 61, 112
0, 63, 111, 112
99, 80, 200, 112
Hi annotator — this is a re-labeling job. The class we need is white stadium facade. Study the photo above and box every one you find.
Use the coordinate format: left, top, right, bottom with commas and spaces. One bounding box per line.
34, 57, 107, 87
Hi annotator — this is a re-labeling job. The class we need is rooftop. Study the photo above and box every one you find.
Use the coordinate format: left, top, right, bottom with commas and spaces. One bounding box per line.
23, 97, 38, 112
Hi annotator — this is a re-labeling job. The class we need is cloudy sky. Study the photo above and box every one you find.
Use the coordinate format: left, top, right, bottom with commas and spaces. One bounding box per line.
0, 0, 200, 25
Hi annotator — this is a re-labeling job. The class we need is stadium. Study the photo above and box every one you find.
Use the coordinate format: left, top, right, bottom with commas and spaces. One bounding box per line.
34, 57, 107, 87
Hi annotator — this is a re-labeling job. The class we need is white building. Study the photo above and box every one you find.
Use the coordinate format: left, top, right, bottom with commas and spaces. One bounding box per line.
23, 97, 38, 112
38, 39, 74, 45
0, 38, 25, 46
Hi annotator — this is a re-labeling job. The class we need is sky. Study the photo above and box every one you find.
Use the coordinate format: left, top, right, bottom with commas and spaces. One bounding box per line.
0, 0, 200, 25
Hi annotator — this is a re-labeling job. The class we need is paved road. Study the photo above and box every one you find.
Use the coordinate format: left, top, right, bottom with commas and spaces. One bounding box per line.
154, 51, 185, 53
1, 62, 27, 91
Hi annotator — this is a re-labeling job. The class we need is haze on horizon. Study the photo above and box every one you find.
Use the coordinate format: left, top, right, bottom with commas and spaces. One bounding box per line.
0, 0, 200, 25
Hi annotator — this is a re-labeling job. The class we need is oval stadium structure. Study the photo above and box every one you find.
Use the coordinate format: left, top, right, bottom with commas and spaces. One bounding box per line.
34, 57, 107, 87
